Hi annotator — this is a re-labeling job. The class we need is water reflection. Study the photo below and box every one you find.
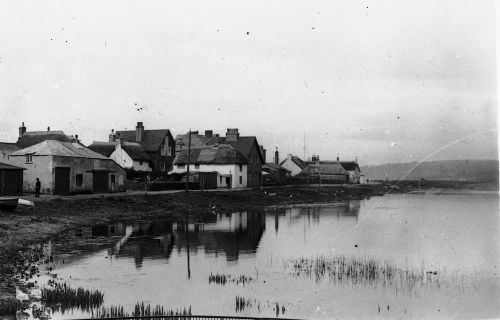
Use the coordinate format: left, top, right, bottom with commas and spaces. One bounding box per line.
38, 195, 500, 319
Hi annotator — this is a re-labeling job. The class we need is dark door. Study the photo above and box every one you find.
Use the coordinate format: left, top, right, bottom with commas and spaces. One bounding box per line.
225, 176, 231, 189
92, 171, 109, 193
54, 167, 71, 195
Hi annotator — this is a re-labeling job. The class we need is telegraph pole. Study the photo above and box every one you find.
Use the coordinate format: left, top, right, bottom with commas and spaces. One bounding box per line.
185, 129, 192, 193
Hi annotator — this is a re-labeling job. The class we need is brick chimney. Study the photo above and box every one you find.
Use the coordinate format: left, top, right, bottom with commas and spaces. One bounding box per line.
260, 145, 266, 163
274, 147, 279, 165
47, 126, 50, 132
135, 122, 144, 143
336, 154, 339, 161
205, 130, 213, 138
19, 122, 26, 137
109, 129, 116, 142
226, 128, 239, 142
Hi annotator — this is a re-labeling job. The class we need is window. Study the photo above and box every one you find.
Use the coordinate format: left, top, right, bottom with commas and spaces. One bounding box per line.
194, 164, 200, 169
220, 176, 222, 183
178, 164, 185, 169
76, 174, 83, 187
239, 164, 243, 172
239, 176, 242, 184
110, 174, 116, 183
140, 161, 143, 165
25, 154, 33, 163
161, 144, 167, 156
167, 146, 172, 156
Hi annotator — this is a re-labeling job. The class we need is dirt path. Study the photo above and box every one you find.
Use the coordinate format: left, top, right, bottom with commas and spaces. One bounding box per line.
0, 184, 384, 315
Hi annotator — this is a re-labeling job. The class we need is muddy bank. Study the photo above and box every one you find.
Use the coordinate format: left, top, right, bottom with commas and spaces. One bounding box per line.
0, 184, 384, 314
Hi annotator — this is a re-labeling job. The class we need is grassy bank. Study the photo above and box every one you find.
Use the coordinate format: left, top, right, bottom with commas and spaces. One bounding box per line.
0, 184, 383, 313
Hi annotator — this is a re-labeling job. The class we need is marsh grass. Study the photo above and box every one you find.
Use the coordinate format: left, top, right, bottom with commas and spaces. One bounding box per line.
235, 295, 252, 313
209, 272, 255, 286
41, 283, 104, 312
285, 255, 459, 295
91, 302, 192, 319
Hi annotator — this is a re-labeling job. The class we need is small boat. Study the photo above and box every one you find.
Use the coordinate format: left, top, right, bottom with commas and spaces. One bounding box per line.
0, 196, 19, 212
18, 198, 35, 207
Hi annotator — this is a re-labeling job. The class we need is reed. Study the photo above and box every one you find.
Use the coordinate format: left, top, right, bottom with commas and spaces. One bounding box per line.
41, 282, 104, 311
235, 296, 251, 313
91, 302, 192, 319
209, 272, 255, 286
286, 254, 446, 294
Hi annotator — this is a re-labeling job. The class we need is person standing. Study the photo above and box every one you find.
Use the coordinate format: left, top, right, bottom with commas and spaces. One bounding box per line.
35, 178, 41, 197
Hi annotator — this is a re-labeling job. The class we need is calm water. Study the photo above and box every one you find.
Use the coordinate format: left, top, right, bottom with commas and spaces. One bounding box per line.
36, 192, 500, 319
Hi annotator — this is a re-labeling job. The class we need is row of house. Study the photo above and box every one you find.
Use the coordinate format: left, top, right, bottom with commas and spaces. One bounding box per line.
0, 121, 361, 196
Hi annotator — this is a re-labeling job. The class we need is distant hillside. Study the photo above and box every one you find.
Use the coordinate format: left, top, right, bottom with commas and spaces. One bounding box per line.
361, 160, 499, 183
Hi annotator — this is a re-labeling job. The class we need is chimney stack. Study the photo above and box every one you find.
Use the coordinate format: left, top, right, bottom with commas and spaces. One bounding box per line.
226, 128, 239, 142
135, 122, 144, 143
205, 130, 213, 138
19, 122, 26, 137
47, 126, 50, 132
260, 146, 266, 163
109, 129, 116, 142
274, 147, 279, 165
75, 134, 79, 143
336, 154, 339, 161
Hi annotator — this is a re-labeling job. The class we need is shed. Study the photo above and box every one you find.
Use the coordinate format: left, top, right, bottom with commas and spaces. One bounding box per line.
0, 162, 25, 196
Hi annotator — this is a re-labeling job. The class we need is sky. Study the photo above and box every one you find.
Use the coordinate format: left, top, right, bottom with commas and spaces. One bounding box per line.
0, 0, 497, 165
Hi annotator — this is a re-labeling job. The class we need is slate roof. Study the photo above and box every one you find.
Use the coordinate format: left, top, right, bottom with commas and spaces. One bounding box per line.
0, 161, 25, 170
11, 140, 110, 160
280, 155, 307, 169
206, 136, 264, 163
174, 144, 248, 165
115, 129, 171, 152
88, 142, 150, 161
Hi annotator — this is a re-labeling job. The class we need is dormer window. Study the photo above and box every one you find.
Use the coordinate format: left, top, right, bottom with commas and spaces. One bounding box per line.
25, 154, 33, 163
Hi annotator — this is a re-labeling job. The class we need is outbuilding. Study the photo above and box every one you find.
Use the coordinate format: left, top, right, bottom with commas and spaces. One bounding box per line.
0, 162, 25, 196
9, 140, 126, 195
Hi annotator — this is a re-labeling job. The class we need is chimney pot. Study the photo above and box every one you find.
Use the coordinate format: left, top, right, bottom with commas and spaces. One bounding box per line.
47, 126, 50, 132
274, 147, 279, 165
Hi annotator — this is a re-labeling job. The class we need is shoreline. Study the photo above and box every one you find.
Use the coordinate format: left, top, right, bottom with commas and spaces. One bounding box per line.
0, 182, 495, 315
0, 184, 383, 314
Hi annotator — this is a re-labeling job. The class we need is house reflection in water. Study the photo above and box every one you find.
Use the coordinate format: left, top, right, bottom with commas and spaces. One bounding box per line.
267, 200, 361, 233
175, 210, 266, 262
44, 202, 358, 270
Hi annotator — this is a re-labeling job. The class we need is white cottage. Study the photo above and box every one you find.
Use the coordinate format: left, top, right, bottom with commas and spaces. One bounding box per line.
170, 144, 248, 189
88, 140, 151, 172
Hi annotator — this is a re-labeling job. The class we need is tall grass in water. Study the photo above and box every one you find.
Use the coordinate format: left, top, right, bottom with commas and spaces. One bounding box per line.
41, 283, 104, 312
209, 272, 255, 286
91, 302, 192, 319
235, 296, 252, 313
286, 255, 445, 294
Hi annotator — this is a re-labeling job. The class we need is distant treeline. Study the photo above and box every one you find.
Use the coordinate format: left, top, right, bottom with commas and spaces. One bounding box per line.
361, 159, 499, 182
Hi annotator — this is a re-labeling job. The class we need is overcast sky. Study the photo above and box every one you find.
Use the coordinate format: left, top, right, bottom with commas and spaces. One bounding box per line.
0, 0, 497, 165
